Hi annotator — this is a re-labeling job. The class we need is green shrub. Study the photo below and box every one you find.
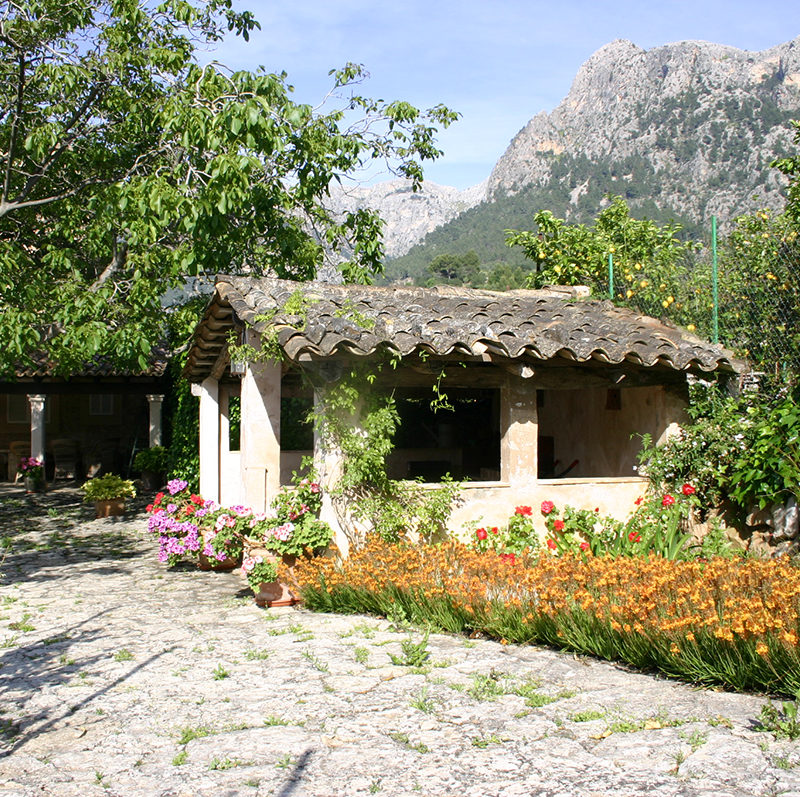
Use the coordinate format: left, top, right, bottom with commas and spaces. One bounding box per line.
133, 446, 169, 473
80, 474, 136, 501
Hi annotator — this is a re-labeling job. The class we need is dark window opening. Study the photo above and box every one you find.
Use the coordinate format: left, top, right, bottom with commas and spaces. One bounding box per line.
388, 388, 500, 482
228, 393, 241, 451
279, 374, 314, 485
281, 395, 314, 451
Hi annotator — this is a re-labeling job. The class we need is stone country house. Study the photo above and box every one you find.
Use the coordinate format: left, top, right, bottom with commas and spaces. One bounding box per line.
0, 353, 169, 483
184, 276, 742, 550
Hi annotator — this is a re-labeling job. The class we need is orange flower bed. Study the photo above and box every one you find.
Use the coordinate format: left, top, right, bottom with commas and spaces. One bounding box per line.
291, 536, 800, 694
294, 537, 800, 644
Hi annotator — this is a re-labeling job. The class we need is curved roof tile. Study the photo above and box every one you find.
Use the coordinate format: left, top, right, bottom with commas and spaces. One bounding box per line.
183, 276, 744, 380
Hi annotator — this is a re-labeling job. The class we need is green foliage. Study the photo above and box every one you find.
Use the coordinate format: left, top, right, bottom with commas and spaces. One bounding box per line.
539, 495, 698, 560
773, 120, 800, 229
312, 363, 462, 545
388, 630, 430, 667
717, 209, 800, 374
728, 396, 800, 510
165, 358, 200, 490
241, 556, 278, 591
80, 474, 136, 502
0, 0, 456, 375
424, 250, 482, 287
756, 691, 800, 740
636, 384, 747, 508
505, 196, 698, 306
133, 446, 169, 474
638, 382, 800, 512
355, 476, 461, 545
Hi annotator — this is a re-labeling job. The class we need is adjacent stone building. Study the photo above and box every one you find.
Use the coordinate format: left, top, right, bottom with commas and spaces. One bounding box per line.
185, 276, 741, 549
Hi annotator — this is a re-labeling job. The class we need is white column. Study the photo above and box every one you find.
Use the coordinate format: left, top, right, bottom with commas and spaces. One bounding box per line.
146, 394, 165, 447
198, 378, 220, 503
28, 394, 46, 464
240, 354, 281, 514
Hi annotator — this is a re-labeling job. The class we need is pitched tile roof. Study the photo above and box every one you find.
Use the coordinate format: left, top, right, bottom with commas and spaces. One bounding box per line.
184, 276, 743, 380
9, 346, 170, 380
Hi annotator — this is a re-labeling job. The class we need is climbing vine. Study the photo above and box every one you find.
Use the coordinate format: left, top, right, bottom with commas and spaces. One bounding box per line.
309, 358, 461, 548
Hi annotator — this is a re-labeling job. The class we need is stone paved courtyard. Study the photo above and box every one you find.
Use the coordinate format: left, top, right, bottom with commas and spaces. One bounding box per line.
1, 485, 800, 797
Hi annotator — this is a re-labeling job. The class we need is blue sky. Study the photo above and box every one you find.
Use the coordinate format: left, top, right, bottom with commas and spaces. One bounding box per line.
211, 1, 800, 190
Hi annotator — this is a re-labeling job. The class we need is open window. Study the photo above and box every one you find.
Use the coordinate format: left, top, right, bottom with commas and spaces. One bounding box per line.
387, 387, 501, 482
279, 372, 313, 484
536, 385, 667, 479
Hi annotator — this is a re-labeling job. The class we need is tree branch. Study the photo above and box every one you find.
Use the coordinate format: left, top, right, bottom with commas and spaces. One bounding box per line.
89, 237, 128, 292
2, 50, 25, 206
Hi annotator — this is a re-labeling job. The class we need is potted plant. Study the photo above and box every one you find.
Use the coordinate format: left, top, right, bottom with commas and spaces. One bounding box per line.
241, 473, 332, 605
133, 446, 169, 490
239, 554, 300, 607
81, 473, 136, 517
198, 506, 247, 571
18, 457, 45, 493
145, 482, 208, 566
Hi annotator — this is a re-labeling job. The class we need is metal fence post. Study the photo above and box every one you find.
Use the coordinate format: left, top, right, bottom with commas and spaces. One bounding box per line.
712, 215, 719, 344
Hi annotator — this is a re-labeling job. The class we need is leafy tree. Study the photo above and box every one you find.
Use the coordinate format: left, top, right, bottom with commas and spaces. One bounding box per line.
484, 262, 528, 291
0, 0, 457, 374
423, 250, 482, 287
716, 209, 800, 375
773, 120, 800, 229
504, 196, 698, 313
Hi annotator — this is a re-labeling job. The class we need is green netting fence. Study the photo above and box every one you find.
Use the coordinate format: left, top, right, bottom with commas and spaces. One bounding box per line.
607, 213, 800, 383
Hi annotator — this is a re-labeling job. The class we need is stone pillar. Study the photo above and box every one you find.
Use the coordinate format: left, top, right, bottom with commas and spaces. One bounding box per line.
500, 378, 538, 488
240, 345, 281, 513
28, 394, 46, 464
198, 377, 220, 503
146, 394, 164, 447
312, 385, 350, 556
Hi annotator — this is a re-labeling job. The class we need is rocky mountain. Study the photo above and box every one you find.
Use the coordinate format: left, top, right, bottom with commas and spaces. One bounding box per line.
326, 179, 486, 258
378, 36, 800, 279
487, 37, 800, 221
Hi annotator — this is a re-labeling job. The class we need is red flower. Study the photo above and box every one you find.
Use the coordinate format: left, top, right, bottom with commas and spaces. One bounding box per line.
546, 538, 557, 550
184, 505, 195, 515
553, 519, 565, 532
579, 541, 590, 551
190, 494, 204, 505
541, 501, 555, 515
662, 494, 675, 507
681, 483, 696, 496
476, 528, 488, 541
145, 504, 153, 513
154, 492, 164, 504
594, 507, 600, 513
491, 527, 499, 535
515, 505, 533, 516
628, 531, 641, 542
634, 496, 643, 506
500, 553, 516, 565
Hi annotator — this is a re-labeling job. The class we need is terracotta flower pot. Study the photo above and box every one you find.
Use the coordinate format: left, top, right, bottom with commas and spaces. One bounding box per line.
198, 551, 241, 571
243, 546, 301, 607
198, 529, 241, 571
94, 498, 125, 518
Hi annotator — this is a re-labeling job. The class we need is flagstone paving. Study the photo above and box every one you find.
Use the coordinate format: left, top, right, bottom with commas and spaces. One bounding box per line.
1, 485, 800, 797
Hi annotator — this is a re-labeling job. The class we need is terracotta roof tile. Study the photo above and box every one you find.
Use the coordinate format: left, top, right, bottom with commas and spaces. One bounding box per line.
183, 276, 744, 380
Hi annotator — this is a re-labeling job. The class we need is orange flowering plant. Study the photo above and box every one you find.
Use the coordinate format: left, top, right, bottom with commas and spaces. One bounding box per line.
292, 534, 800, 696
